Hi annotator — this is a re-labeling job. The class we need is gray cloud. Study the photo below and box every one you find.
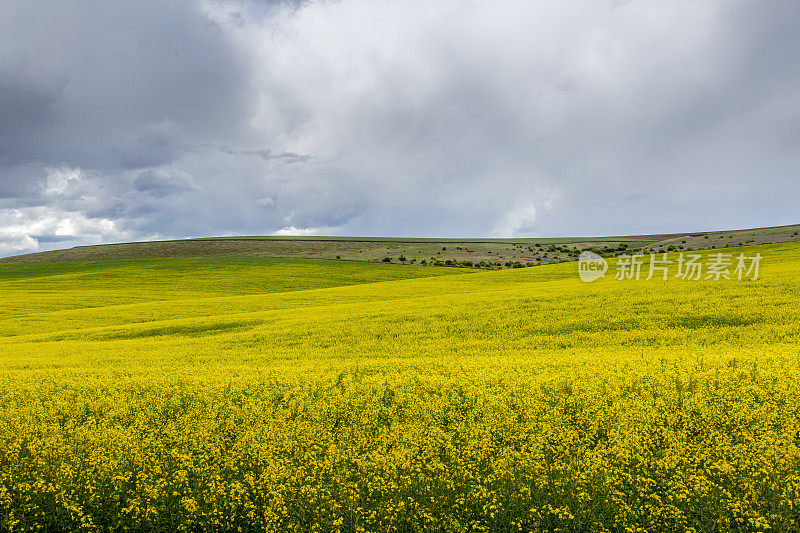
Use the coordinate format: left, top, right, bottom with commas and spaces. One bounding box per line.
132, 168, 202, 196
0, 0, 247, 172
0, 0, 799, 256
215, 145, 312, 163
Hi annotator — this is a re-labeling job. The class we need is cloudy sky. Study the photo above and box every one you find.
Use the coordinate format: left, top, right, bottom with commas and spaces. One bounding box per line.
1, 0, 798, 257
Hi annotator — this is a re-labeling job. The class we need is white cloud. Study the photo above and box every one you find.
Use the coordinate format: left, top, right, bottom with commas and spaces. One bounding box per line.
44, 166, 84, 196
272, 225, 334, 236
492, 204, 539, 238
0, 206, 129, 257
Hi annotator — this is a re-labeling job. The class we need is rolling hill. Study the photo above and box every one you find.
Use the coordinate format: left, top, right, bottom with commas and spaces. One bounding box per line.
2, 223, 799, 268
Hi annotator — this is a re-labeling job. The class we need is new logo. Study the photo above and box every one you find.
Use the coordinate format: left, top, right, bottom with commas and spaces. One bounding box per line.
578, 251, 607, 282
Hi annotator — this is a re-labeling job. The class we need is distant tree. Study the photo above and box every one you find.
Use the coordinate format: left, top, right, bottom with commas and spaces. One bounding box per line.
382, 257, 392, 262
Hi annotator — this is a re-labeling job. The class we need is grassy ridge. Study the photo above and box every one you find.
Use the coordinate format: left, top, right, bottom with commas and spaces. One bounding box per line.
195, 235, 650, 243
4, 223, 798, 266
1, 244, 799, 531
0, 238, 644, 266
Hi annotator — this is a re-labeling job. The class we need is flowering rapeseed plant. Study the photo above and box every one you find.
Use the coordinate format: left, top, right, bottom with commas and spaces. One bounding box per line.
0, 245, 798, 531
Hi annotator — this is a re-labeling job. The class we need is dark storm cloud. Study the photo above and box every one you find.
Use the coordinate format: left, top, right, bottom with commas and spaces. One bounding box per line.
132, 168, 202, 195
0, 0, 262, 254
0, 0, 248, 172
0, 65, 68, 167
0, 0, 799, 256
215, 145, 312, 163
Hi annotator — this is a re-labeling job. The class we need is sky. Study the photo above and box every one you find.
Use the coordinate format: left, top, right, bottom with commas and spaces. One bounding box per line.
1, 0, 799, 257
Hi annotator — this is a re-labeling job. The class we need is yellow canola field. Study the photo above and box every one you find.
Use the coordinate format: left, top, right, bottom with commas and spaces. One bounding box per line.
1, 246, 799, 532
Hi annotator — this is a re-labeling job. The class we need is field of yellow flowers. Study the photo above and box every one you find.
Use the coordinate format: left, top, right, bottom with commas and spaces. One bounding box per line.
1, 245, 799, 532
